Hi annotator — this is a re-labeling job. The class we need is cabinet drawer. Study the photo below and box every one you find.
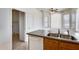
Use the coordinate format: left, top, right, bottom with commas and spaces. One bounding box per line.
60, 41, 79, 50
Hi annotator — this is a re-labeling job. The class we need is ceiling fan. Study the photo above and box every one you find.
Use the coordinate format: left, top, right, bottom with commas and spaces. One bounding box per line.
49, 8, 59, 12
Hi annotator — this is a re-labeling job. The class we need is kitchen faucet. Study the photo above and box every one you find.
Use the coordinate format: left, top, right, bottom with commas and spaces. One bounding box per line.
67, 29, 72, 39
67, 30, 70, 36
58, 29, 60, 37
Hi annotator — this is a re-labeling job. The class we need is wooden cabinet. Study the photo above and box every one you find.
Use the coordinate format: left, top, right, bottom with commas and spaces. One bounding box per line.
59, 41, 79, 50
43, 38, 59, 50
28, 35, 79, 50
43, 37, 79, 50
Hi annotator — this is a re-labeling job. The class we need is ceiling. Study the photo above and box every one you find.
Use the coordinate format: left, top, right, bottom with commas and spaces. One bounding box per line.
37, 8, 66, 12
37, 8, 77, 13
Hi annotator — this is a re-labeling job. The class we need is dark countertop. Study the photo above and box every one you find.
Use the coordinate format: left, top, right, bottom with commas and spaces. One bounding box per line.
27, 30, 79, 44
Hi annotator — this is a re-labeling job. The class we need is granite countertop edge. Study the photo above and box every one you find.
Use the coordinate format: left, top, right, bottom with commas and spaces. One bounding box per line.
27, 30, 79, 44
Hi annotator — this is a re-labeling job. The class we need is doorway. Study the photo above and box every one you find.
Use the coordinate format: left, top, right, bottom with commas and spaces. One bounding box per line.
12, 9, 27, 50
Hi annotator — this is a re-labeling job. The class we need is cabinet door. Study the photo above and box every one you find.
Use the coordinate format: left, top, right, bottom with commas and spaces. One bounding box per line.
59, 41, 79, 50
28, 35, 43, 50
43, 38, 59, 50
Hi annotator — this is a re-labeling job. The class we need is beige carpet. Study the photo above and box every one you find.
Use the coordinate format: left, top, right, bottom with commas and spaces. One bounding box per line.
12, 33, 28, 50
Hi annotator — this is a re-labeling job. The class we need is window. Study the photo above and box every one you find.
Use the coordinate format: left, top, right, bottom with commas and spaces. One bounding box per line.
44, 16, 49, 28
76, 9, 79, 32
43, 14, 51, 29
62, 14, 70, 29
71, 12, 76, 31
51, 13, 61, 29
62, 10, 76, 31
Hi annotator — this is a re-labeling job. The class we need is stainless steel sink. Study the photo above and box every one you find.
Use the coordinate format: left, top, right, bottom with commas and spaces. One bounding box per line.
47, 33, 76, 40
60, 34, 71, 39
47, 33, 70, 39
47, 33, 58, 37
60, 34, 76, 40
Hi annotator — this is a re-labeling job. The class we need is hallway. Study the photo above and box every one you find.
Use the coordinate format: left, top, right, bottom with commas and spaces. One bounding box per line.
12, 9, 27, 50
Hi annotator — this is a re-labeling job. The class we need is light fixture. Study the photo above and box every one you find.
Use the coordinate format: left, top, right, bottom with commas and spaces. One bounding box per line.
49, 8, 59, 12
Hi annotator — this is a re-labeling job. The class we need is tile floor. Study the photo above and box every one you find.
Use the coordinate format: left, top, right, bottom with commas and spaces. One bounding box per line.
12, 33, 28, 50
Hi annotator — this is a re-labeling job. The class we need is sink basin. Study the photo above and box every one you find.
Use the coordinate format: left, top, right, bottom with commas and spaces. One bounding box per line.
60, 34, 76, 40
47, 33, 76, 40
47, 33, 58, 37
60, 34, 71, 39
47, 33, 71, 39
71, 36, 77, 40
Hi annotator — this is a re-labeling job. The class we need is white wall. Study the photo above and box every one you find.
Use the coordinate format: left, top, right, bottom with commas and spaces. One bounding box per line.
0, 8, 12, 50
51, 13, 62, 29
26, 9, 42, 32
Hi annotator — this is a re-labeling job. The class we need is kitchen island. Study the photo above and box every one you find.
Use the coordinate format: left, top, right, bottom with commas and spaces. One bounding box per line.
27, 30, 79, 50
